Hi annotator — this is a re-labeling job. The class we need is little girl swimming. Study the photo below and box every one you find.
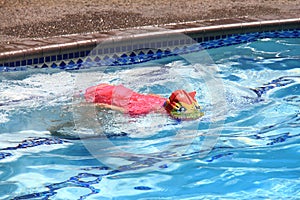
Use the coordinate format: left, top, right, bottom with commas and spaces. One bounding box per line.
84, 83, 204, 120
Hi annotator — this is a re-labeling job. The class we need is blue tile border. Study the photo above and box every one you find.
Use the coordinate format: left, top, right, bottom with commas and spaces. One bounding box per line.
0, 19, 300, 72
1, 29, 299, 72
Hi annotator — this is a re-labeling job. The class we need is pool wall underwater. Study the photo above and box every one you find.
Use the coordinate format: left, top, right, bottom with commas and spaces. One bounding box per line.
0, 18, 299, 71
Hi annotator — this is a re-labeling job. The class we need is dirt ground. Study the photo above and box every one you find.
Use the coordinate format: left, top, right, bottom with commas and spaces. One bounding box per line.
0, 0, 299, 42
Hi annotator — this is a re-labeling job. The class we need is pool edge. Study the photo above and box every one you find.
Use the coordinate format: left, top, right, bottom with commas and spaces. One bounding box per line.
1, 18, 299, 69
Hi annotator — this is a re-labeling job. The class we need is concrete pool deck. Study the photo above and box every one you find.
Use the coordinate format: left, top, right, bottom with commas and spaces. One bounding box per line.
1, 0, 299, 41
0, 0, 299, 66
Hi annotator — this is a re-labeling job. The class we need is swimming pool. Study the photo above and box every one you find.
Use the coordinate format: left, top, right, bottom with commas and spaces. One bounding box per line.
0, 32, 299, 199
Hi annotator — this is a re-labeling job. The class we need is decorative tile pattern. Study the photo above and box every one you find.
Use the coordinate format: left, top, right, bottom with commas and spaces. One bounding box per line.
8, 128, 300, 199
0, 137, 68, 160
0, 29, 299, 72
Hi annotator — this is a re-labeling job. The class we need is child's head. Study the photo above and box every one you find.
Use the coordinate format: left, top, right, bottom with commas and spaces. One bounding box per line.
164, 90, 204, 120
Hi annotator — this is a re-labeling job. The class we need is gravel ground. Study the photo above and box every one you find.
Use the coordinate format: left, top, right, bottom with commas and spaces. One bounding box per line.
0, 0, 299, 42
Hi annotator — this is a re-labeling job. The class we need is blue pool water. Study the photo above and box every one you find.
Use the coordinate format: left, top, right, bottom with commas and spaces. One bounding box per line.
0, 35, 300, 199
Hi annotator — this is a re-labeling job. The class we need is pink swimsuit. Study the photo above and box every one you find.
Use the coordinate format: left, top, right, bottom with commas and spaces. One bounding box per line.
84, 84, 166, 115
